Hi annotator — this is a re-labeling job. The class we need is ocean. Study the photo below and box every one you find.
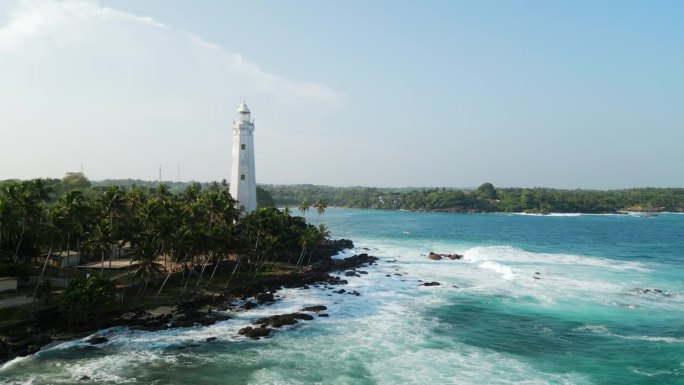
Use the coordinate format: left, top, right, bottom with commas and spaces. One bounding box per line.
1, 208, 683, 384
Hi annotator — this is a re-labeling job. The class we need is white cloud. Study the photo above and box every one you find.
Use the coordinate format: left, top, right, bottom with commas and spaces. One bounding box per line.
0, 0, 344, 182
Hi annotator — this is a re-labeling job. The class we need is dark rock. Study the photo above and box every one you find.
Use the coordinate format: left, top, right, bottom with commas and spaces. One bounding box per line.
632, 288, 671, 296
302, 305, 327, 312
335, 289, 346, 294
357, 270, 368, 275
79, 375, 91, 381
532, 276, 540, 280
241, 301, 257, 310
253, 313, 314, 328
429, 252, 463, 260
385, 274, 391, 277
330, 253, 379, 271
394, 273, 402, 276
205, 337, 218, 342
256, 293, 275, 303
86, 336, 108, 345
345, 271, 360, 277
318, 314, 329, 317
421, 282, 441, 286
238, 326, 272, 339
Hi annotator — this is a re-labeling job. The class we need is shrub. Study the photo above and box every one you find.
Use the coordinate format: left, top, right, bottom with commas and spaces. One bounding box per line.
61, 276, 115, 324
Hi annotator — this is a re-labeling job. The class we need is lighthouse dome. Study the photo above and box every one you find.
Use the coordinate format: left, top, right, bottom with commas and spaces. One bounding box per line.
237, 101, 250, 114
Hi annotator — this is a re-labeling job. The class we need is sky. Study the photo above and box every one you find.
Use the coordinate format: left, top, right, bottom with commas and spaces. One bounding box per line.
0, 0, 682, 189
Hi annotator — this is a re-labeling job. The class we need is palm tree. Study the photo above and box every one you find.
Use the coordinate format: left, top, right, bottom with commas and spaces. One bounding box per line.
299, 201, 310, 215
317, 224, 330, 239
314, 199, 327, 216
297, 227, 318, 267
55, 190, 89, 279
96, 186, 125, 269
33, 207, 61, 304
157, 224, 193, 296
0, 196, 20, 254
7, 180, 51, 263
86, 219, 114, 277
131, 233, 163, 296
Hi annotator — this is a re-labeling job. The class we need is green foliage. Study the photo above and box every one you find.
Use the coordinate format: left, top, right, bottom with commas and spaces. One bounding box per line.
239, 207, 327, 264
0, 263, 29, 280
477, 183, 497, 200
256, 186, 275, 207
62, 172, 91, 190
260, 184, 684, 214
61, 276, 115, 323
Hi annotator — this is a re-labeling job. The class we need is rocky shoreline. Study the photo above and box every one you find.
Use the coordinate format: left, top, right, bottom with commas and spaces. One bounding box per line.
0, 241, 379, 365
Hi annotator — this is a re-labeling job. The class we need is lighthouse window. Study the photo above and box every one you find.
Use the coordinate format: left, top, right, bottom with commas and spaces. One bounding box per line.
241, 174, 246, 180
241, 144, 246, 150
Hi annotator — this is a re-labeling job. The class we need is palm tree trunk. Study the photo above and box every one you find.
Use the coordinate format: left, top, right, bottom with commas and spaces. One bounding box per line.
33, 242, 53, 305
207, 255, 222, 287
13, 219, 26, 263
100, 249, 105, 277
195, 260, 209, 290
109, 212, 114, 270
224, 256, 241, 289
64, 232, 70, 280
157, 253, 181, 296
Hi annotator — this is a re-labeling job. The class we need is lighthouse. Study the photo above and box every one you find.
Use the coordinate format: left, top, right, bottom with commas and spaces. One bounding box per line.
229, 101, 257, 214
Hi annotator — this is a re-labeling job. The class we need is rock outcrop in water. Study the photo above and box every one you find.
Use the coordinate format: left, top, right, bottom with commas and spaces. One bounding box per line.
253, 313, 314, 328
428, 252, 463, 260
301, 305, 327, 312
238, 326, 272, 339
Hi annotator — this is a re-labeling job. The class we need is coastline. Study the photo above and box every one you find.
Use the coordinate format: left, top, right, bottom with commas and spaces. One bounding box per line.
2, 210, 682, 384
0, 241, 379, 366
303, 205, 677, 215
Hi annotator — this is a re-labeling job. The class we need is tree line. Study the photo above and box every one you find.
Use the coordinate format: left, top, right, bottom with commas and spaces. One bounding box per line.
261, 183, 684, 213
0, 175, 330, 321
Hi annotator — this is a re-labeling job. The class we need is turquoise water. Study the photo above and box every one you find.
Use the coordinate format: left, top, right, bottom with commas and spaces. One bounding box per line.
1, 209, 683, 384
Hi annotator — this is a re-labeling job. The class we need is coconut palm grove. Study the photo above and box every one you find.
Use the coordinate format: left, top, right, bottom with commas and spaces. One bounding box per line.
0, 175, 343, 362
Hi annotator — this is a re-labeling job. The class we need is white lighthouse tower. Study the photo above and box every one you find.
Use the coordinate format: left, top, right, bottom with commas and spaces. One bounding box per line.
229, 101, 257, 214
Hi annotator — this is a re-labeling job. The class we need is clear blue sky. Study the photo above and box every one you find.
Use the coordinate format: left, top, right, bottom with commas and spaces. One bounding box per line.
1, 0, 682, 188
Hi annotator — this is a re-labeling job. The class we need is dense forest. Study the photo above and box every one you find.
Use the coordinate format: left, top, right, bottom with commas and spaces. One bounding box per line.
27, 175, 684, 213
0, 174, 332, 320
262, 183, 684, 213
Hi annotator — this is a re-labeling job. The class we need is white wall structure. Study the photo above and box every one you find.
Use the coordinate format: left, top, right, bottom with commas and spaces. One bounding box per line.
229, 102, 257, 214
0, 277, 18, 292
